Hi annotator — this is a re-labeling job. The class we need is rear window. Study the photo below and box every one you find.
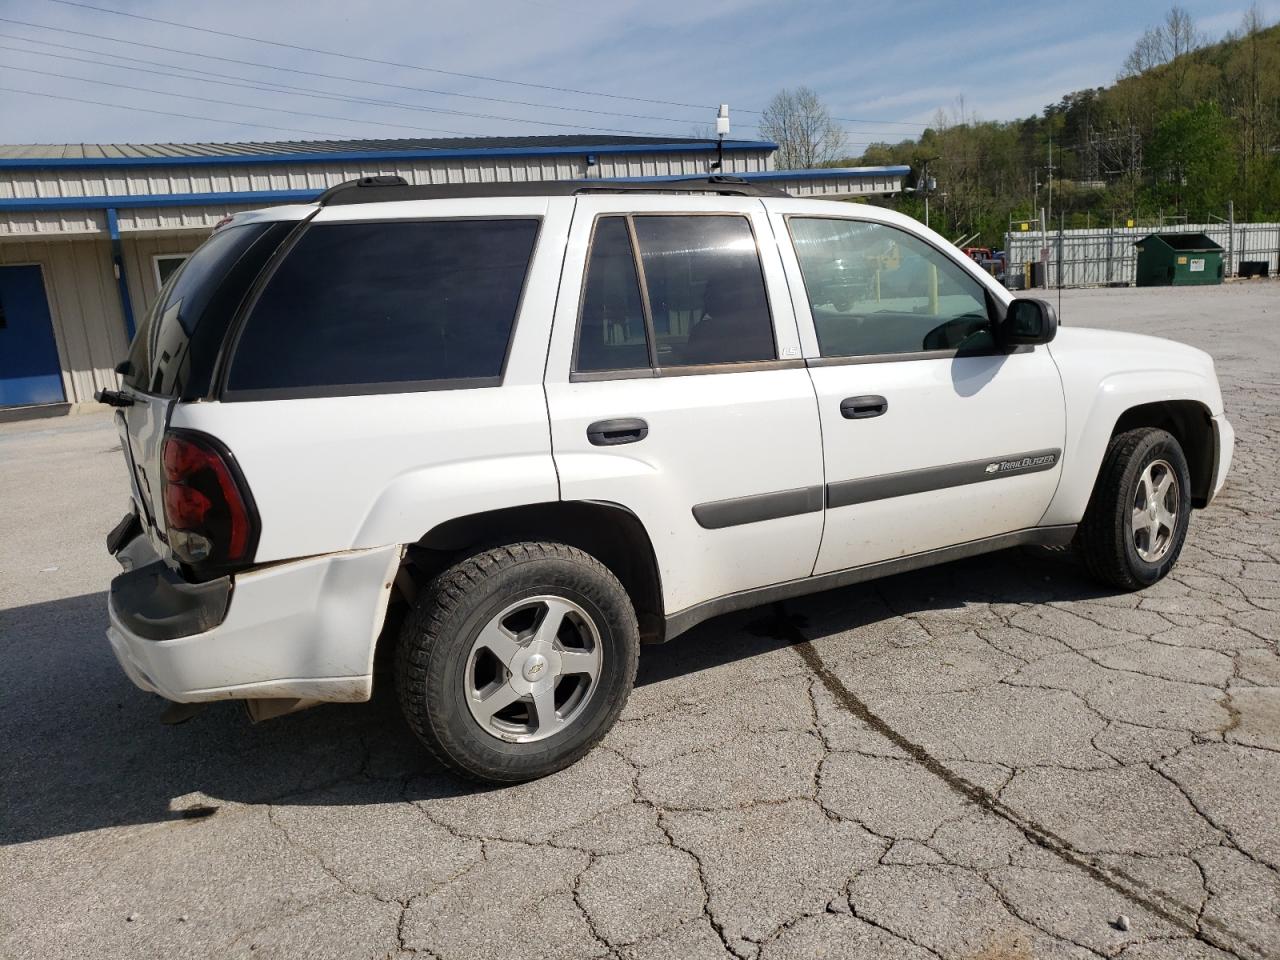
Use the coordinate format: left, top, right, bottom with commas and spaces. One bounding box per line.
123, 222, 283, 397
226, 218, 540, 398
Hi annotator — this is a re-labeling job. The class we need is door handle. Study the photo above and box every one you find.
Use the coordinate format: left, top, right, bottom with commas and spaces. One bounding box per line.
840, 395, 888, 419
587, 417, 649, 446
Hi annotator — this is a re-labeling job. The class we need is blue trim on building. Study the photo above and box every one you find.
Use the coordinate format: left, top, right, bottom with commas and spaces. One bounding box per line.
104, 207, 137, 339
0, 140, 778, 170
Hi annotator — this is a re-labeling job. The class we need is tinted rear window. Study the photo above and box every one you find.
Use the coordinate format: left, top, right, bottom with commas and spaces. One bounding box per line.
226, 218, 540, 397
123, 222, 282, 396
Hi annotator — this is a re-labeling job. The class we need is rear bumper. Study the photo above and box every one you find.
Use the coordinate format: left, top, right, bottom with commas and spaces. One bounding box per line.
110, 559, 232, 642
105, 530, 401, 704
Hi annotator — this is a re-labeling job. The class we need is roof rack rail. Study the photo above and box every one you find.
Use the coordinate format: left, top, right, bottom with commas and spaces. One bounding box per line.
315, 175, 410, 205
316, 174, 788, 206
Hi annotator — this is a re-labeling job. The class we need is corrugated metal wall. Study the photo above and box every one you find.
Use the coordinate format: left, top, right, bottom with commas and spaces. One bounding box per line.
0, 149, 772, 238
774, 174, 901, 197
1005, 222, 1280, 288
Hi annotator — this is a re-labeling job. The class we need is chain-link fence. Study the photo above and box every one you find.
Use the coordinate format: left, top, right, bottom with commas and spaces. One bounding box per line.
1004, 221, 1280, 288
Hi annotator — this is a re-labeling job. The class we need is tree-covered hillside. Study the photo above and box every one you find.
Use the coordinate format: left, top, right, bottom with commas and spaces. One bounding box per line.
850, 7, 1280, 246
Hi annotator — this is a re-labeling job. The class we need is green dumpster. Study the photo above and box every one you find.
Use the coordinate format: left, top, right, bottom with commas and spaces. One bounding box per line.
1134, 233, 1225, 286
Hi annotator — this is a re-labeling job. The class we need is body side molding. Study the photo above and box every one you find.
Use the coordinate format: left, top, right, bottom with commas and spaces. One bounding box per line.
662, 524, 1077, 640
826, 448, 1062, 509
692, 484, 825, 530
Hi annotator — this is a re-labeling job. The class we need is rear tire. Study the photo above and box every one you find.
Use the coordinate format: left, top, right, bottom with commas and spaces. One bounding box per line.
1076, 428, 1192, 590
395, 542, 639, 784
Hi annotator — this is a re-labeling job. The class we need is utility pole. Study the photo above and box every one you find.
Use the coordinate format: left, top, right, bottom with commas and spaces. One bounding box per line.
1045, 138, 1056, 236
1039, 206, 1048, 289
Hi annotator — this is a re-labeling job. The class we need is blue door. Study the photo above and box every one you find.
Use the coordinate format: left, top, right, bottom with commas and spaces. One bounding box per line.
0, 265, 65, 407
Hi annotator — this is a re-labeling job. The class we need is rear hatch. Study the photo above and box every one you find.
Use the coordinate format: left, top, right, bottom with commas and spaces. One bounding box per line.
115, 219, 296, 562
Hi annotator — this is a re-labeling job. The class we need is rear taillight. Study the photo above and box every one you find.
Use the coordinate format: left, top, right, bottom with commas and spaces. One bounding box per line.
161, 430, 257, 567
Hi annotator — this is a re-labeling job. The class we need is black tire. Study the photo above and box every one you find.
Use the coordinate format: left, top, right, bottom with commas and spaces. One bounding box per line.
1076, 428, 1192, 591
395, 542, 639, 784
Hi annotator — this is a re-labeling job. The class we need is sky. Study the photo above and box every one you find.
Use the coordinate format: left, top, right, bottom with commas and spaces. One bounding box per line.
0, 0, 1277, 150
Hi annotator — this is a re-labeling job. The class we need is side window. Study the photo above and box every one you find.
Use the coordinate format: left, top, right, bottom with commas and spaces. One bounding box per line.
634, 216, 775, 367
572, 214, 776, 374
227, 218, 540, 396
575, 217, 650, 373
788, 218, 994, 359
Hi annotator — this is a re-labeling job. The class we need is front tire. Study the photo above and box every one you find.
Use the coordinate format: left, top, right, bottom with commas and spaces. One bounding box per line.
395, 542, 639, 784
1076, 428, 1192, 590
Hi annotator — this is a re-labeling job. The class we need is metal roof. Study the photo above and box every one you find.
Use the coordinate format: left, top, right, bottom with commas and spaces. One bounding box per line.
0, 136, 773, 162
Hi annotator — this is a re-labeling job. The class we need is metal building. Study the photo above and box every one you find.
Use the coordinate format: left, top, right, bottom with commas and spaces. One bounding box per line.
0, 135, 908, 414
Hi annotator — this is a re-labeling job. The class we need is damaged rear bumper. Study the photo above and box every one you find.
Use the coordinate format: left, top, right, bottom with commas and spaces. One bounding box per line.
105, 522, 401, 704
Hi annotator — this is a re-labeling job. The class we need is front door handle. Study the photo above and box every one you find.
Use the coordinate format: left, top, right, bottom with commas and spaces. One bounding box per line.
587, 417, 649, 446
840, 395, 888, 419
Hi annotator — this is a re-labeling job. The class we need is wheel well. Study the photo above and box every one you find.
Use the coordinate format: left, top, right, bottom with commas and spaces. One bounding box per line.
375, 502, 665, 673
1112, 400, 1216, 507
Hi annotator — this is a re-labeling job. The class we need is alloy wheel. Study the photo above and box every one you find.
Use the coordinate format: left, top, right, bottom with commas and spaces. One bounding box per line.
463, 595, 602, 743
1131, 459, 1179, 563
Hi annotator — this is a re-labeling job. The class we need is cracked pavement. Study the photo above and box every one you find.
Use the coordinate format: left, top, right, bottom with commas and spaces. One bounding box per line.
2, 283, 1278, 959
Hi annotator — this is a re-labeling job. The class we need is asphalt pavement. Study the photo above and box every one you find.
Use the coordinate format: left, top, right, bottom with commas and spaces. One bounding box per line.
2, 282, 1277, 960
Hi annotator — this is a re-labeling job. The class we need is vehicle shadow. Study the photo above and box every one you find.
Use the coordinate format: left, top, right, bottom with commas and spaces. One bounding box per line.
0, 547, 1112, 845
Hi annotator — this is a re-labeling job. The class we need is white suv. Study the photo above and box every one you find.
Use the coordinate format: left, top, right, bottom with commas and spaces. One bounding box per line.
101, 175, 1234, 783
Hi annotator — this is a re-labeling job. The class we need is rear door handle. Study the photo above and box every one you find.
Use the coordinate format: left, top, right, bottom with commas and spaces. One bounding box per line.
587, 417, 649, 446
840, 395, 888, 419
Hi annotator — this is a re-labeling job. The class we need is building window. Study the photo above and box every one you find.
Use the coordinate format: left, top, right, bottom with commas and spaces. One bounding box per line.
152, 254, 190, 290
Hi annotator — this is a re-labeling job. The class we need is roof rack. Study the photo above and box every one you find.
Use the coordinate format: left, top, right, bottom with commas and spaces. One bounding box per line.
316, 174, 788, 205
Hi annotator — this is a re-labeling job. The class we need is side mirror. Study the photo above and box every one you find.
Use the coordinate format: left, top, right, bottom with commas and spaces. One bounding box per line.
1002, 298, 1058, 347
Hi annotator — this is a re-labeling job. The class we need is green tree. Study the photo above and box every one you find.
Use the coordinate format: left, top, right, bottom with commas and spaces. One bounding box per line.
1146, 102, 1233, 215
838, 8, 1279, 243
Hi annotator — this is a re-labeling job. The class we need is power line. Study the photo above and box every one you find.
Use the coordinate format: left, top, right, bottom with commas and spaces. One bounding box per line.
0, 46, 684, 137
29, 0, 930, 129
2, 66, 483, 137
0, 85, 349, 138
0, 27, 922, 142
0, 35, 921, 142
0, 81, 894, 156
0, 21, 699, 129
37, 0, 711, 110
